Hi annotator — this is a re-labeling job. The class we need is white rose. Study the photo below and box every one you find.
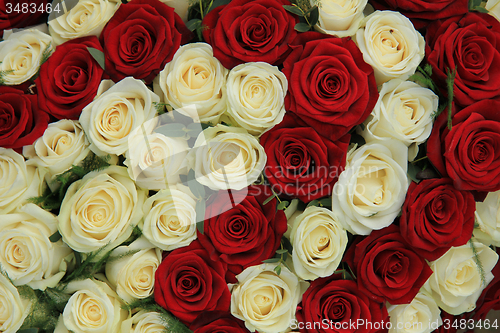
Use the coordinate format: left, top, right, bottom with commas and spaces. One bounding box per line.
388, 291, 442, 333
62, 278, 128, 333
58, 166, 146, 253
426, 241, 499, 315
23, 120, 90, 178
0, 28, 53, 85
331, 140, 409, 235
225, 62, 287, 136
188, 125, 266, 190
0, 272, 31, 333
474, 190, 500, 247
156, 43, 228, 124
289, 206, 347, 280
48, 0, 120, 45
355, 10, 425, 85
230, 263, 306, 333
358, 79, 438, 160
80, 77, 159, 156
0, 204, 72, 290
141, 184, 197, 251
313, 0, 368, 37
120, 310, 166, 333
0, 148, 45, 215
486, 0, 500, 22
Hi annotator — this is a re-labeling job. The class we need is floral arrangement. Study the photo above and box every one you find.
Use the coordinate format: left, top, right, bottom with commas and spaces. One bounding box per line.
1, 0, 500, 332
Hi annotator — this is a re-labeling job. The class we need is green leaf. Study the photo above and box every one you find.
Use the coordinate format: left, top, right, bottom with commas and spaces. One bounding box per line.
49, 231, 62, 243
294, 22, 311, 32
207, 0, 231, 13
407, 162, 422, 184
155, 123, 187, 138
263, 194, 275, 205
423, 64, 433, 77
263, 258, 280, 263
274, 265, 282, 276
318, 197, 332, 208
195, 200, 205, 227
306, 199, 319, 208
186, 18, 202, 31
87, 47, 105, 70
473, 6, 489, 13
445, 67, 457, 130
309, 6, 319, 26
277, 201, 289, 210
18, 329, 39, 333
283, 5, 304, 16
276, 249, 288, 254
281, 236, 293, 254
469, 0, 482, 10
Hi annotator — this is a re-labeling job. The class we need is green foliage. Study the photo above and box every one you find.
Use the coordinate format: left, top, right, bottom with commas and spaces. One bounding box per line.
445, 67, 457, 130
87, 47, 106, 70
152, 102, 171, 115
0, 69, 14, 85
283, 3, 319, 31
18, 285, 60, 332
263, 239, 294, 276
469, 240, 487, 288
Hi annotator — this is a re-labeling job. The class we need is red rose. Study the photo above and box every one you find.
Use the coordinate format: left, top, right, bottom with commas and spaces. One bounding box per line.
400, 178, 475, 261
260, 113, 349, 202
369, 0, 468, 30
0, 86, 49, 150
100, 0, 192, 84
154, 240, 231, 326
0, 0, 50, 36
283, 32, 378, 141
35, 37, 104, 120
198, 185, 287, 283
344, 224, 433, 304
296, 273, 389, 333
426, 12, 500, 107
427, 100, 500, 193
190, 311, 250, 333
202, 0, 298, 69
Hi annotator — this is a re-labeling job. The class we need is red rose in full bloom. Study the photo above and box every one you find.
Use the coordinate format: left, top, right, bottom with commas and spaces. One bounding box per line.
0, 0, 50, 36
344, 224, 433, 304
0, 86, 49, 150
35, 37, 104, 120
260, 113, 349, 202
426, 12, 500, 107
202, 0, 298, 69
100, 0, 192, 84
197, 185, 287, 283
154, 240, 231, 326
283, 32, 378, 142
190, 311, 250, 333
400, 178, 475, 261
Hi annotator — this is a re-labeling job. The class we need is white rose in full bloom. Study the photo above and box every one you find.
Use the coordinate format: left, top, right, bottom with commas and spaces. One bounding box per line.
474, 190, 500, 247
312, 0, 368, 37
0, 28, 53, 85
156, 43, 228, 124
225, 62, 287, 136
331, 140, 409, 235
426, 241, 499, 315
388, 291, 442, 333
230, 263, 307, 333
141, 184, 197, 251
355, 10, 425, 85
486, 0, 500, 22
0, 204, 72, 290
289, 206, 347, 280
187, 125, 266, 190
80, 77, 159, 156
0, 272, 31, 333
120, 310, 166, 333
62, 278, 128, 333
358, 79, 438, 160
58, 166, 146, 253
23, 120, 90, 178
0, 148, 45, 215
48, 0, 120, 45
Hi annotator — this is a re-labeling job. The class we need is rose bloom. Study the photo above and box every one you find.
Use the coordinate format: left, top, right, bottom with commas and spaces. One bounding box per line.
359, 79, 438, 160
58, 166, 146, 253
0, 28, 53, 85
474, 190, 500, 246
313, 0, 368, 37
155, 42, 228, 124
387, 292, 442, 333
0, 0, 50, 36
331, 140, 408, 235
426, 241, 499, 315
80, 77, 159, 156
190, 311, 250, 333
120, 310, 166, 333
289, 206, 347, 281
48, 0, 120, 45
0, 272, 31, 333
487, 0, 500, 22
472, 248, 500, 321
355, 10, 425, 85
0, 148, 45, 215
230, 263, 306, 333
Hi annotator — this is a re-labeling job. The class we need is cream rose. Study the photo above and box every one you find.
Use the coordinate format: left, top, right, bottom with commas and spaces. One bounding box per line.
426, 241, 499, 315
355, 10, 425, 85
289, 206, 347, 280
120, 310, 166, 333
187, 125, 266, 190
313, 0, 368, 37
0, 148, 45, 215
331, 140, 409, 235
474, 190, 500, 247
58, 166, 146, 253
23, 119, 90, 178
0, 272, 31, 333
359, 79, 438, 160
141, 184, 197, 251
230, 263, 306, 333
487, 0, 500, 22
225, 62, 287, 136
80, 77, 159, 156
156, 43, 228, 124
62, 278, 128, 333
0, 28, 53, 85
388, 292, 442, 333
48, 0, 120, 45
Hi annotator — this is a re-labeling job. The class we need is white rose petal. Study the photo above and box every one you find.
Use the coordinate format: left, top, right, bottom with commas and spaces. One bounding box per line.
388, 291, 442, 333
313, 0, 368, 37
474, 190, 500, 246
0, 272, 32, 333
487, 0, 500, 22
120, 310, 166, 333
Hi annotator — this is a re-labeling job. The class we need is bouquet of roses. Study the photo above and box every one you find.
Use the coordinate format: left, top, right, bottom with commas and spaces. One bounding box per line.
1, 0, 500, 332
